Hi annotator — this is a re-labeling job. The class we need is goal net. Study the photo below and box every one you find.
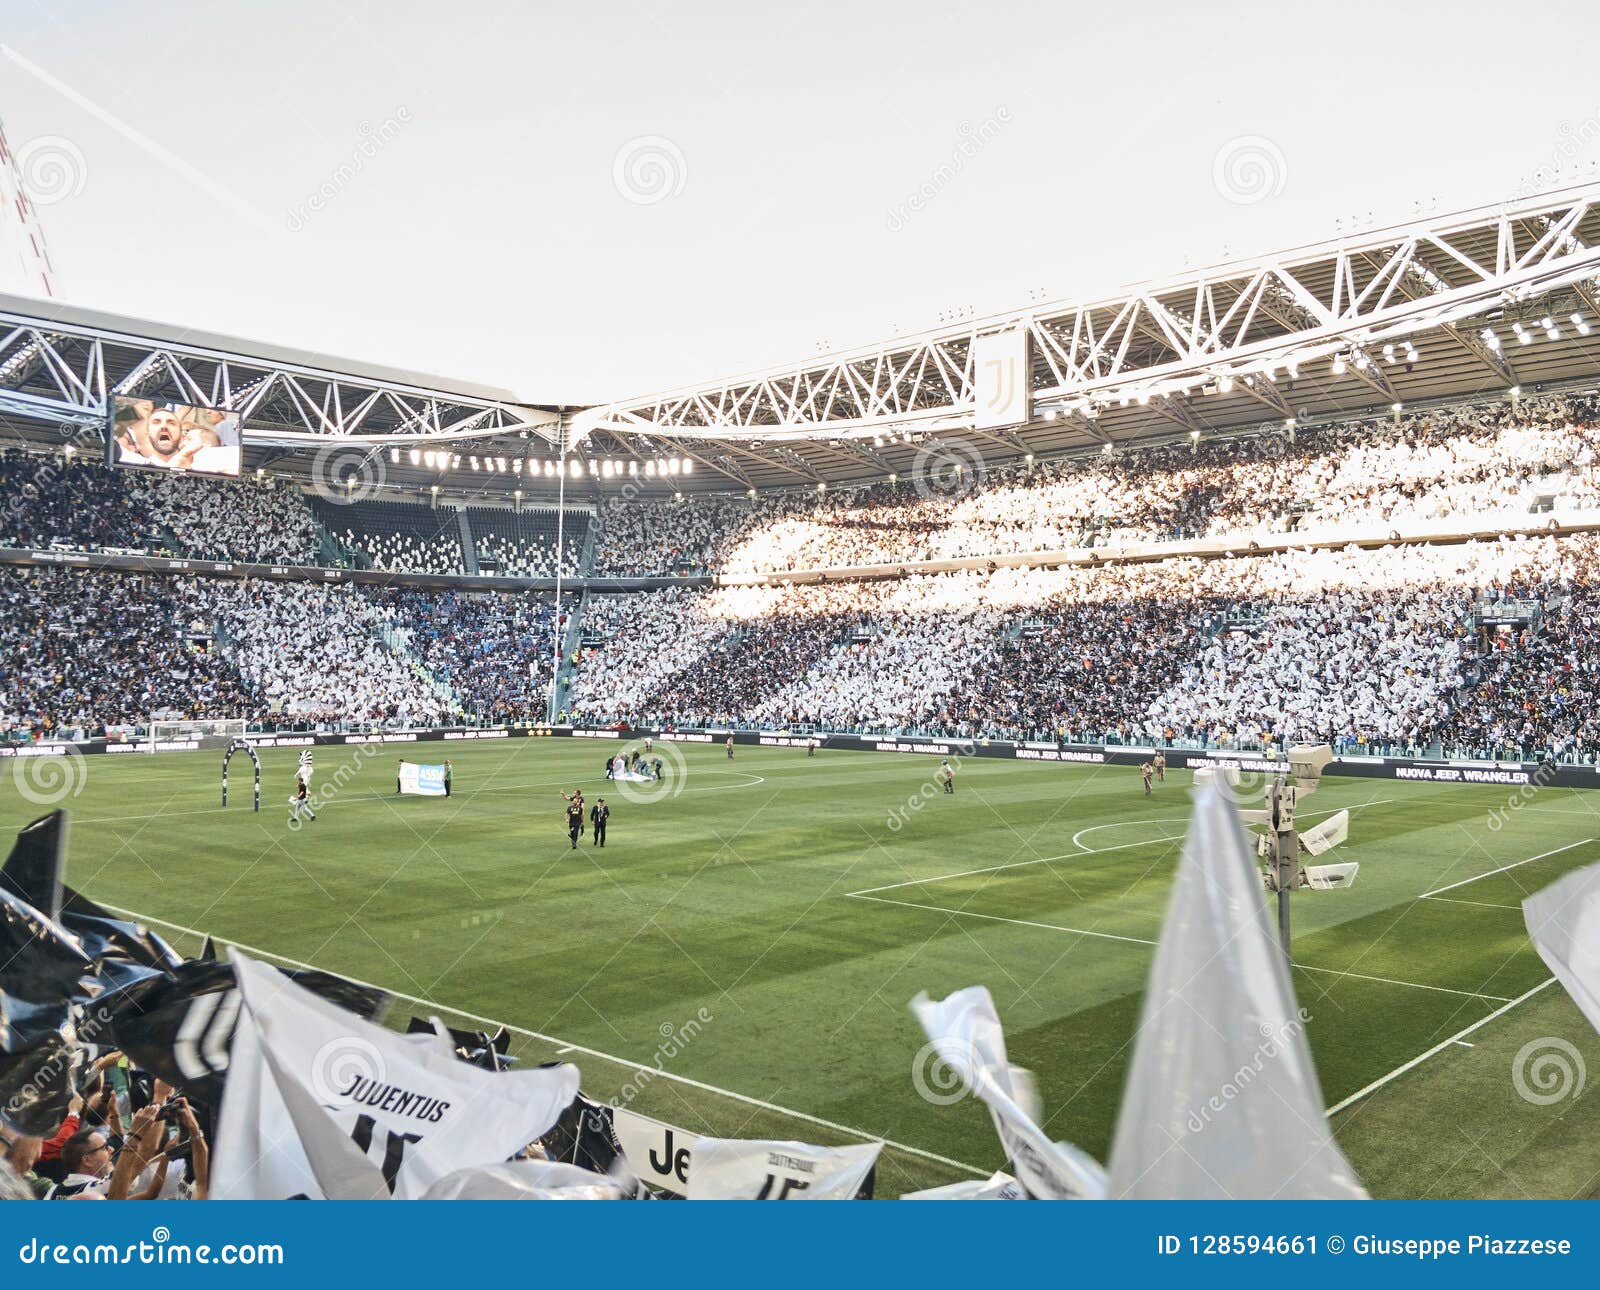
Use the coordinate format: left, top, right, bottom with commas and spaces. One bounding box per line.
148, 718, 248, 751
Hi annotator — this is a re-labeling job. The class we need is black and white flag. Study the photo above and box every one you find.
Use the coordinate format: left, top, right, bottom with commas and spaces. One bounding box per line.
685, 1138, 881, 1200
214, 953, 579, 1199
105, 957, 388, 1104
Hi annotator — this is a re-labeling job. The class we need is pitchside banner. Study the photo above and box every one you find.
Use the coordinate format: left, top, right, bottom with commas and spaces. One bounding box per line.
398, 762, 447, 796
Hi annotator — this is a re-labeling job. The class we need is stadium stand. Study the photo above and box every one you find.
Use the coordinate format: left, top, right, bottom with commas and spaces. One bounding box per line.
370, 586, 560, 722
310, 496, 466, 574
464, 505, 587, 577
590, 392, 1600, 576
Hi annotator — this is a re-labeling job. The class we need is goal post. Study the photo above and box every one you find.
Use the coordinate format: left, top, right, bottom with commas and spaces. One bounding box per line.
148, 718, 247, 752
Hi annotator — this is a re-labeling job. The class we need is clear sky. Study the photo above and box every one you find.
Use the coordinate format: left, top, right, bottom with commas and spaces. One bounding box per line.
3, 0, 1599, 404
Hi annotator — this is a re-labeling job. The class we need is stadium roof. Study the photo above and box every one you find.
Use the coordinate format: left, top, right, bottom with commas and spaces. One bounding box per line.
3, 181, 1600, 503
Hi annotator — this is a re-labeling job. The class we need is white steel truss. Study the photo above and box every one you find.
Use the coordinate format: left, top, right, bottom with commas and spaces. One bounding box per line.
575, 182, 1600, 448
0, 304, 559, 444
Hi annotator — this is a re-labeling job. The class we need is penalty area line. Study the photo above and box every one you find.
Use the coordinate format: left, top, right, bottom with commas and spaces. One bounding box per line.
101, 902, 988, 1181
1324, 976, 1558, 1117
1418, 838, 1595, 899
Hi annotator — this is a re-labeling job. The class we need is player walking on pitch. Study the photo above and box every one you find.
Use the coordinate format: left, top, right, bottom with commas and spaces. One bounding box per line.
940, 759, 955, 794
726, 734, 735, 760
1153, 750, 1166, 782
1141, 760, 1154, 797
289, 776, 317, 824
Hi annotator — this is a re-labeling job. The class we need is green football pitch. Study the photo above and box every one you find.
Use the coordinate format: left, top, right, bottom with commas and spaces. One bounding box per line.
7, 738, 1600, 1198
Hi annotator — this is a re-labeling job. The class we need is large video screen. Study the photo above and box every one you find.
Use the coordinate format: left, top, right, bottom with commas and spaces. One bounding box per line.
107, 395, 243, 478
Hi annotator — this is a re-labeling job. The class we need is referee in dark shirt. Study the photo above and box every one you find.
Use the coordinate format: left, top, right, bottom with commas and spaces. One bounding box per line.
590, 797, 609, 847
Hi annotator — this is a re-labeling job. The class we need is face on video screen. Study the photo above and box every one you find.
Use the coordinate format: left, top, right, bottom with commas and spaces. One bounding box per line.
108, 396, 243, 477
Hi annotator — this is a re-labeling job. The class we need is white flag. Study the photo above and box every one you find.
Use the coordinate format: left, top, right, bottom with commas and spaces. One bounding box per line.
685, 1138, 881, 1199
422, 1160, 625, 1200
213, 953, 579, 1199
1523, 856, 1600, 1035
1107, 780, 1365, 1199
910, 986, 1106, 1199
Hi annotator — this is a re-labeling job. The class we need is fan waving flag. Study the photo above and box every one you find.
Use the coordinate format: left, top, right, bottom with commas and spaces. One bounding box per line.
1107, 779, 1365, 1199
213, 953, 579, 1199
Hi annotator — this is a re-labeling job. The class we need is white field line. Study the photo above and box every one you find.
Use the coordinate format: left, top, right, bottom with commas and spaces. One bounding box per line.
1419, 838, 1595, 899
848, 893, 1159, 947
1325, 977, 1558, 1116
1067, 799, 1393, 853
848, 799, 1386, 899
853, 894, 1510, 1001
103, 903, 988, 1180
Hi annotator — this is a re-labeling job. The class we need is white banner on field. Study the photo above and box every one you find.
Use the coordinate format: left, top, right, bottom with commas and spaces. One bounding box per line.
685, 1137, 881, 1200
398, 761, 447, 796
213, 953, 579, 1199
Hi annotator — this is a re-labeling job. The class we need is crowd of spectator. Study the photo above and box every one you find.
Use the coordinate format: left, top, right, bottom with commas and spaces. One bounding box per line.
2, 1056, 210, 1200
590, 392, 1600, 576
569, 534, 1600, 759
373, 587, 561, 723
0, 567, 255, 739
